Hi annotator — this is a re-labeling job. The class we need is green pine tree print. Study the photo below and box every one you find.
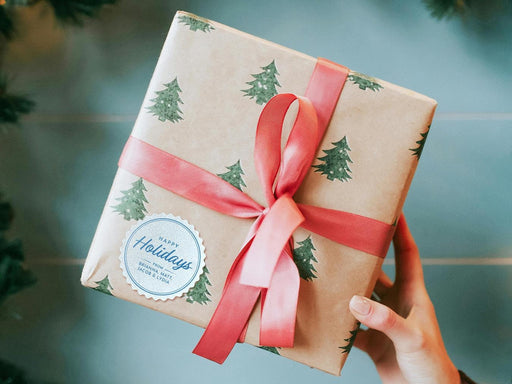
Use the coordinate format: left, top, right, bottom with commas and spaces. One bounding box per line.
178, 14, 214, 32
258, 346, 280, 355
292, 236, 318, 281
93, 275, 113, 296
313, 136, 353, 182
147, 77, 184, 123
242, 60, 281, 105
348, 72, 383, 92
339, 322, 360, 354
410, 124, 431, 159
112, 178, 149, 221
217, 160, 247, 191
186, 266, 212, 304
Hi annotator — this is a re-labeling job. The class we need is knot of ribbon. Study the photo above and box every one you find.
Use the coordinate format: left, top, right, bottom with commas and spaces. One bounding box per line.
118, 58, 394, 364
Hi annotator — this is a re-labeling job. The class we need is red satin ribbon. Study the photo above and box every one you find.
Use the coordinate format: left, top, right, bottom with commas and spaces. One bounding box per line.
118, 58, 394, 364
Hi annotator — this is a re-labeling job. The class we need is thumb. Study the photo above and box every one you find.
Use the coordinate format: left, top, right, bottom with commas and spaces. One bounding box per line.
349, 295, 413, 350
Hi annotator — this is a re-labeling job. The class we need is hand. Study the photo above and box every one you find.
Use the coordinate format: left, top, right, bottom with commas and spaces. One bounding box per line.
348, 214, 460, 384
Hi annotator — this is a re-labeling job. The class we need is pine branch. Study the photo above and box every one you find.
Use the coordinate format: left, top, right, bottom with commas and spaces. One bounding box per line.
5, 0, 35, 6
45, 0, 116, 25
0, 4, 15, 39
0, 197, 14, 232
0, 194, 36, 305
0, 75, 35, 126
0, 194, 14, 234
0, 359, 29, 384
423, 0, 471, 19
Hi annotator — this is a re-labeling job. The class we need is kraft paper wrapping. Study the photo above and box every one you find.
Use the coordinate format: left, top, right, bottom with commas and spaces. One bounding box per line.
81, 11, 437, 375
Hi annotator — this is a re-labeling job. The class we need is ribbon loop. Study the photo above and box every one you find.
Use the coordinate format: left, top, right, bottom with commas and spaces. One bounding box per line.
275, 96, 319, 198
254, 94, 319, 205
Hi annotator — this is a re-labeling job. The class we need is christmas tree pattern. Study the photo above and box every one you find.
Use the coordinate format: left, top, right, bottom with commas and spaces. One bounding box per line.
112, 178, 149, 221
292, 236, 318, 281
186, 266, 212, 305
258, 346, 281, 355
216, 160, 246, 191
339, 322, 360, 354
312, 136, 353, 182
242, 60, 281, 105
348, 72, 383, 92
93, 275, 113, 296
410, 124, 431, 159
178, 14, 214, 33
147, 77, 184, 123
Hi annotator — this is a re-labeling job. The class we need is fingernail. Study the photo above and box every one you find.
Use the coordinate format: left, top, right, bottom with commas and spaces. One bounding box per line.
350, 295, 371, 316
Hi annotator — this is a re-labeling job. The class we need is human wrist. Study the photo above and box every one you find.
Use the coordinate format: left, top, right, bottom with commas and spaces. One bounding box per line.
444, 359, 462, 384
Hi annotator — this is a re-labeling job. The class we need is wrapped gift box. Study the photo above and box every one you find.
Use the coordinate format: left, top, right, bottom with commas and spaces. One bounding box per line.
81, 11, 436, 375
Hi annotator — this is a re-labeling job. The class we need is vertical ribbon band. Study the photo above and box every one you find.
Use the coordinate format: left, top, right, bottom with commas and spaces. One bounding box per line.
118, 58, 394, 364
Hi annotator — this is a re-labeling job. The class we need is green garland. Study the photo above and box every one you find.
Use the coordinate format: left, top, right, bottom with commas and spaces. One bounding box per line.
0, 1, 114, 381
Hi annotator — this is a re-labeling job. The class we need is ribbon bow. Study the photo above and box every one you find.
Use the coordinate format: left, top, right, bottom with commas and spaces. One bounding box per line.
119, 58, 394, 364
194, 93, 319, 362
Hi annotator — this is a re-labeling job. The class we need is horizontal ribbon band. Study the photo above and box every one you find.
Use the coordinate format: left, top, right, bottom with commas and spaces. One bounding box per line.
119, 137, 263, 218
118, 58, 394, 364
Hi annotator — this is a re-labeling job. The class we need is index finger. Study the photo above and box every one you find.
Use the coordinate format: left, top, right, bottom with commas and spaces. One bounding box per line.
393, 214, 424, 287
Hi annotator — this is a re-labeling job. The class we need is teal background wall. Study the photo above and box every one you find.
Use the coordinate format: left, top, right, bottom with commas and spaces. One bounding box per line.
1, 1, 511, 383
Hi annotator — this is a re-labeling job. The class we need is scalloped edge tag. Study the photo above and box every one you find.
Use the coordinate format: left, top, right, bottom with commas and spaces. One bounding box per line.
119, 213, 206, 301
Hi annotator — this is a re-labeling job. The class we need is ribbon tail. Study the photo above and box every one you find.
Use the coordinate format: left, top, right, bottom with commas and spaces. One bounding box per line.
193, 227, 265, 363
259, 248, 299, 347
193, 246, 261, 363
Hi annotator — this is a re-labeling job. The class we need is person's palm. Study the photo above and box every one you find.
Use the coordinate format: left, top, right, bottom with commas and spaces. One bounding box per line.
349, 215, 459, 384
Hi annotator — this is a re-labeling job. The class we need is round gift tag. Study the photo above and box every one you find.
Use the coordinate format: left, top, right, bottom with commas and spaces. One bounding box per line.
120, 214, 206, 301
